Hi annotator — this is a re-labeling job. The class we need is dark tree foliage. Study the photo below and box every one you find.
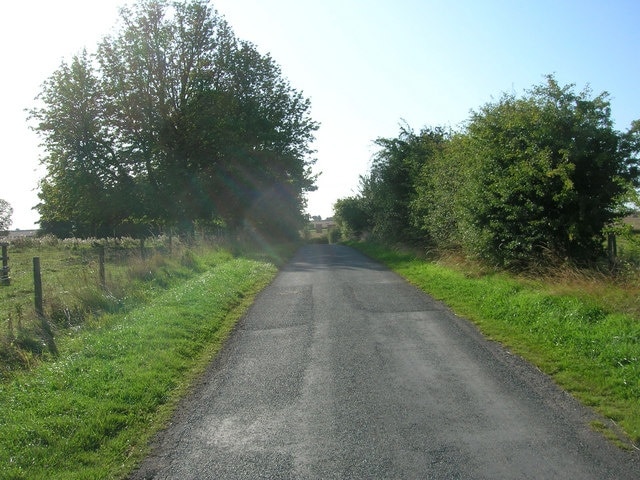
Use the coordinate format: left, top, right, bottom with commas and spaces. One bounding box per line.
462, 76, 637, 267
30, 0, 317, 239
333, 196, 369, 239
362, 125, 449, 244
411, 132, 472, 250
341, 76, 639, 270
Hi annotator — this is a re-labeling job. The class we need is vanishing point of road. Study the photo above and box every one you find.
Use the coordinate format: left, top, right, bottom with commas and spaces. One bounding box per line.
131, 244, 639, 479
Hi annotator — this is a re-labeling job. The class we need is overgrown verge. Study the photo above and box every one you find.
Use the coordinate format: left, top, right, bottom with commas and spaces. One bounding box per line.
0, 249, 280, 479
349, 241, 640, 448
0, 235, 296, 378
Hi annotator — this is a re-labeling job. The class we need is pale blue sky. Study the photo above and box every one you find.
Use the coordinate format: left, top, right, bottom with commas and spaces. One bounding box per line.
1, 1, 639, 228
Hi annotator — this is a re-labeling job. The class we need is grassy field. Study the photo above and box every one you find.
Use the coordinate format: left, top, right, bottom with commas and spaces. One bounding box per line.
349, 241, 640, 449
2, 237, 162, 374
0, 237, 284, 479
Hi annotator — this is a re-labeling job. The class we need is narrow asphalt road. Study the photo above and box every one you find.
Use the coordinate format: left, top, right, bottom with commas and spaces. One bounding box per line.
131, 244, 639, 479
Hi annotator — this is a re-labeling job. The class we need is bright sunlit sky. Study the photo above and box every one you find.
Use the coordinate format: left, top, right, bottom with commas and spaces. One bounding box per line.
1, 0, 639, 229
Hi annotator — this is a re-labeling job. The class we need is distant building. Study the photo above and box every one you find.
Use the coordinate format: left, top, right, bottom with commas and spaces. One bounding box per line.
624, 214, 640, 232
5, 229, 38, 239
311, 219, 335, 233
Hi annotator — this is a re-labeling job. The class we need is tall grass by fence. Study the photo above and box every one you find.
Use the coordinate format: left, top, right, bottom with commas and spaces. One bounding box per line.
0, 243, 9, 285
0, 234, 223, 377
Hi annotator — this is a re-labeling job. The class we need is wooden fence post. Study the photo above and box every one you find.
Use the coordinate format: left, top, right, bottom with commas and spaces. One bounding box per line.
607, 233, 617, 266
33, 257, 43, 317
98, 245, 106, 290
1, 243, 9, 286
33, 256, 58, 355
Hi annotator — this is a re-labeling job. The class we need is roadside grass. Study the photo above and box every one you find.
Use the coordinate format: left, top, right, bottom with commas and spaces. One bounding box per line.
0, 248, 279, 480
0, 236, 243, 377
349, 241, 640, 448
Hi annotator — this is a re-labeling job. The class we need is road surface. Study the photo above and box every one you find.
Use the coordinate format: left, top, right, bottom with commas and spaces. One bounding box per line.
131, 244, 639, 479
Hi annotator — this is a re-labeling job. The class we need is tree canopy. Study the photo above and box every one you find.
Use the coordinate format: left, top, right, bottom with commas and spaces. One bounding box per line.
30, 0, 318, 239
336, 76, 639, 269
459, 77, 636, 266
361, 125, 449, 244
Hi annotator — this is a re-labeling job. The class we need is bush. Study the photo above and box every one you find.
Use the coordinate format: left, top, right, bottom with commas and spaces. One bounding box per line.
453, 76, 635, 268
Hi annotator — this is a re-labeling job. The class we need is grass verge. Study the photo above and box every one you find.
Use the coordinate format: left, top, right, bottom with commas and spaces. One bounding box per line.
0, 253, 278, 480
349, 241, 640, 449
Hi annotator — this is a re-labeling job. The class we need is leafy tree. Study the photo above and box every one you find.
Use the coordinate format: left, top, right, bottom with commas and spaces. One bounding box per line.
410, 132, 469, 250
31, 0, 318, 238
364, 125, 448, 244
0, 199, 13, 232
95, 0, 223, 230
460, 75, 638, 267
333, 196, 369, 239
30, 51, 133, 237
96, 0, 317, 237
192, 42, 318, 235
338, 75, 638, 269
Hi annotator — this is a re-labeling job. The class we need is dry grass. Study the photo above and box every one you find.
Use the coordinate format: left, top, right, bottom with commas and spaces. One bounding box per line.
431, 248, 640, 323
536, 266, 640, 321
